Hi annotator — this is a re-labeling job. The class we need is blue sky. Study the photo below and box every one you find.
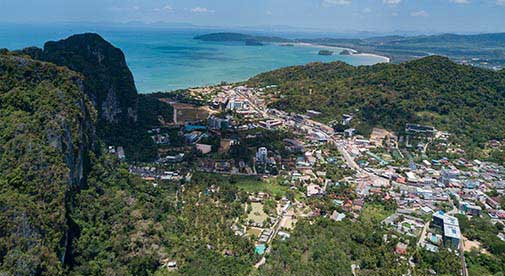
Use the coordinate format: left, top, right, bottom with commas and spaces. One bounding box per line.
1, 0, 504, 33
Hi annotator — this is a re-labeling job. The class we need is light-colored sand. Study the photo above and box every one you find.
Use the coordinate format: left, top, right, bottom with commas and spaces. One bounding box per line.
285, 42, 390, 63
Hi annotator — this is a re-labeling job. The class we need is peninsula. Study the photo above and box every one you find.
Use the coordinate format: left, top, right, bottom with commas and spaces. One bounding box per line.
196, 31, 505, 69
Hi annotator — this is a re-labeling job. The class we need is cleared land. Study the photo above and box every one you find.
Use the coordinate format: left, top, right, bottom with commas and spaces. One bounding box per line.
235, 178, 291, 198
247, 202, 268, 225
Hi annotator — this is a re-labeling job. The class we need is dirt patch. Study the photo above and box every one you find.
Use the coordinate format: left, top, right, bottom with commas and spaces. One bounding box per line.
247, 202, 268, 225
246, 227, 263, 237
463, 236, 490, 254
280, 216, 297, 230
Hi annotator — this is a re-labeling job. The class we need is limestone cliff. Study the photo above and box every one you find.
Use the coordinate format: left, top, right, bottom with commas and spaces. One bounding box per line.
22, 33, 138, 124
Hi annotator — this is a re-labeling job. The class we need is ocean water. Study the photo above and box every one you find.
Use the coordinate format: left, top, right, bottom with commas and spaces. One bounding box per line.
0, 24, 386, 93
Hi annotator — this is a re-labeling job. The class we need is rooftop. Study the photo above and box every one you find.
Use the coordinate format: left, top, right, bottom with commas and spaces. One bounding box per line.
444, 224, 461, 239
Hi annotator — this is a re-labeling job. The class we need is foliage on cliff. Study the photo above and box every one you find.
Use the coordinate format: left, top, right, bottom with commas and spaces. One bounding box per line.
19, 33, 171, 162
0, 51, 96, 275
21, 33, 138, 124
0, 49, 254, 275
249, 56, 505, 147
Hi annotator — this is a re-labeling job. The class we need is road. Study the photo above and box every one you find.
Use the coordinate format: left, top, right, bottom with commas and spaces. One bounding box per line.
334, 140, 362, 172
254, 256, 266, 268
235, 90, 269, 118
229, 89, 469, 275
254, 203, 292, 268
244, 91, 364, 175
460, 245, 468, 276
417, 220, 430, 247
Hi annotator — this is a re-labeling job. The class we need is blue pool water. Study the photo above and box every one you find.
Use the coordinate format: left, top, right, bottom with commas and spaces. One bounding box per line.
255, 244, 266, 255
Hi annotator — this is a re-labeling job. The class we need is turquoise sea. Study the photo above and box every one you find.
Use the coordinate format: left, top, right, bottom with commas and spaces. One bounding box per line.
0, 24, 386, 93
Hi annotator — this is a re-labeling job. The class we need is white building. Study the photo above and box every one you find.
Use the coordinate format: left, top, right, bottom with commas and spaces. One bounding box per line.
256, 147, 268, 163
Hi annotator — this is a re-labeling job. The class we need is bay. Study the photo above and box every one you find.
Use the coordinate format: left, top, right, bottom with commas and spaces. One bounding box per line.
0, 23, 386, 93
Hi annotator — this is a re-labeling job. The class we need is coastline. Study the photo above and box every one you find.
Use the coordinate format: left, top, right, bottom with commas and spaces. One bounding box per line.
285, 42, 391, 63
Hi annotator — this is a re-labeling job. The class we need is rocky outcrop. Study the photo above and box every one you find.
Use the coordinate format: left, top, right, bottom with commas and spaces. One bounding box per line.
21, 33, 138, 124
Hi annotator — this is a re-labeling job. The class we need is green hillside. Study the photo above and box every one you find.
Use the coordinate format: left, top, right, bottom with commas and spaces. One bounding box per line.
0, 50, 97, 274
1, 43, 254, 275
248, 56, 505, 147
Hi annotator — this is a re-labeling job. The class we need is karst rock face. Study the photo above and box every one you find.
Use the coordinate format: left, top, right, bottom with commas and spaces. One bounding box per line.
24, 33, 139, 125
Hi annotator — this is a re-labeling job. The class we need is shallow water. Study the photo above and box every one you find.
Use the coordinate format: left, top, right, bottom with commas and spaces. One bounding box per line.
0, 24, 386, 93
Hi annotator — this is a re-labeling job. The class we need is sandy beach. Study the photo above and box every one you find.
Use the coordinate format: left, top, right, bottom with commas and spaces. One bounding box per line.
286, 42, 391, 63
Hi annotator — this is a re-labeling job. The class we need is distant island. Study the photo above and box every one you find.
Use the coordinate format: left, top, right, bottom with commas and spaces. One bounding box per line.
339, 49, 353, 55
245, 39, 264, 46
280, 43, 294, 47
194, 32, 290, 45
318, 50, 334, 56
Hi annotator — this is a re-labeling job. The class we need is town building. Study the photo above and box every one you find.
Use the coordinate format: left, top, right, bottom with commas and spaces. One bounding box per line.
432, 211, 461, 249
405, 123, 437, 136
256, 147, 268, 163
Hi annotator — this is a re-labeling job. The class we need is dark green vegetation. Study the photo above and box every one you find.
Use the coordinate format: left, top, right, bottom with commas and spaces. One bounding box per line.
261, 205, 461, 275
226, 130, 293, 165
18, 33, 172, 162
19, 33, 138, 124
456, 214, 505, 275
194, 32, 291, 44
0, 51, 96, 275
0, 37, 255, 275
318, 50, 333, 56
340, 49, 352, 55
69, 165, 256, 276
249, 56, 505, 154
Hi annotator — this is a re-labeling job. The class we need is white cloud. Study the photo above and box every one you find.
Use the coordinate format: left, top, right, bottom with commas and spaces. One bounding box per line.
362, 7, 372, 13
496, 0, 505, 5
322, 0, 352, 6
410, 10, 429, 17
109, 6, 141, 12
153, 5, 173, 12
191, 7, 215, 13
450, 0, 470, 4
383, 0, 402, 5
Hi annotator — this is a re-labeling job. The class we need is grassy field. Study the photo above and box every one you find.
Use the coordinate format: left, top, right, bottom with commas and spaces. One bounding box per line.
234, 177, 291, 198
246, 227, 263, 237
361, 204, 395, 225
